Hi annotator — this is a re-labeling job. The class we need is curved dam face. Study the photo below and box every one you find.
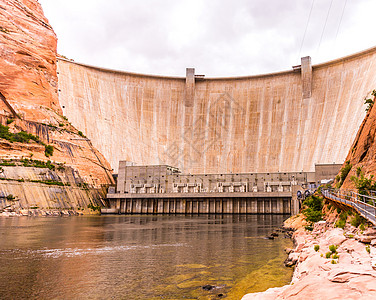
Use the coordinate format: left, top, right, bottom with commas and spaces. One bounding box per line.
57, 47, 376, 173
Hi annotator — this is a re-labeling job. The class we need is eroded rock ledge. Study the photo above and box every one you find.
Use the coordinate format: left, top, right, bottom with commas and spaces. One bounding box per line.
242, 216, 376, 300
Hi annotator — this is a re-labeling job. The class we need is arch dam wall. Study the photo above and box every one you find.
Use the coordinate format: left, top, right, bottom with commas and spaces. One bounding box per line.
57, 47, 376, 174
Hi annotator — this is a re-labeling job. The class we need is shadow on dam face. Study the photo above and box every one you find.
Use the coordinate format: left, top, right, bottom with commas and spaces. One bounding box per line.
57, 47, 376, 174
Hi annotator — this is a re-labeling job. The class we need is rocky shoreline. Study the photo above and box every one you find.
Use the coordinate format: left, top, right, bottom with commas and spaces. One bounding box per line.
0, 205, 100, 217
0, 209, 84, 217
242, 214, 376, 299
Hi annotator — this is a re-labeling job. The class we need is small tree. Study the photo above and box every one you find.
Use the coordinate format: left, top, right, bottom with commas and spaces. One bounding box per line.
303, 195, 323, 223
351, 171, 376, 196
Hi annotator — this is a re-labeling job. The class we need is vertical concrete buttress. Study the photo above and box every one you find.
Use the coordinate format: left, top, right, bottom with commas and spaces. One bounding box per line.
185, 68, 195, 107
116, 161, 127, 193
301, 56, 312, 99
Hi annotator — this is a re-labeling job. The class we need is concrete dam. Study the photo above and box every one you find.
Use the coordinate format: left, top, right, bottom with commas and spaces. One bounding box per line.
57, 47, 376, 175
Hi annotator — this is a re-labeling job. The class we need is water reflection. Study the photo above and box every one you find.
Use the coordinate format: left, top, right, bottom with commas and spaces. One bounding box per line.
0, 215, 292, 299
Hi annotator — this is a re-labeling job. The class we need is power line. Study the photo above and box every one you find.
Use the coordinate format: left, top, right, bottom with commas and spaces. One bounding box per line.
333, 0, 348, 48
316, 0, 334, 56
299, 0, 316, 57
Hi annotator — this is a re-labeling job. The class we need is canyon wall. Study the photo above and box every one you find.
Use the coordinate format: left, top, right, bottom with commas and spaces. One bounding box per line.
0, 0, 113, 210
341, 90, 376, 189
0, 0, 60, 120
0, 164, 105, 213
57, 47, 376, 174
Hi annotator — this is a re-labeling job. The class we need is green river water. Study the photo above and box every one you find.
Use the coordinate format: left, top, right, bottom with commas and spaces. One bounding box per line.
0, 215, 292, 299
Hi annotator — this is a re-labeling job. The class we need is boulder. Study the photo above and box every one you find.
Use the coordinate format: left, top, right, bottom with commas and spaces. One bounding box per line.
358, 235, 375, 243
284, 247, 293, 254
284, 252, 299, 267
323, 228, 346, 246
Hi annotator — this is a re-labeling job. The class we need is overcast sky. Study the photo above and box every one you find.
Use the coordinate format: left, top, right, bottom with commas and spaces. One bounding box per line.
39, 0, 376, 77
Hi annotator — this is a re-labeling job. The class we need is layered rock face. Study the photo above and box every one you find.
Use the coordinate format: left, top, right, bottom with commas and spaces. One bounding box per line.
58, 48, 376, 174
341, 92, 376, 189
0, 0, 60, 120
0, 0, 113, 209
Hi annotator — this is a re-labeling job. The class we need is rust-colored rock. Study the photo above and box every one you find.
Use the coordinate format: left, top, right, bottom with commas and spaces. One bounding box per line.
0, 0, 60, 120
341, 92, 376, 189
0, 0, 113, 204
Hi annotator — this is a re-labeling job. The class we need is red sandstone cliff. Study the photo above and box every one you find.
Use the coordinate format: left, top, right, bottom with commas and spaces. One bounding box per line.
0, 0, 113, 198
0, 0, 61, 119
341, 91, 376, 189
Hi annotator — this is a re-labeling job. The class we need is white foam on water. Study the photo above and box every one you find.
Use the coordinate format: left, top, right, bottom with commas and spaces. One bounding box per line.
20, 243, 187, 258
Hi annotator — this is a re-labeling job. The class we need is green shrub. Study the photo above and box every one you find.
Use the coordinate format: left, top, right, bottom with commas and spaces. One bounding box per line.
351, 169, 376, 196
78, 131, 86, 138
336, 161, 352, 188
87, 203, 101, 211
366, 245, 370, 254
0, 124, 42, 144
31, 179, 69, 186
44, 145, 54, 157
6, 194, 15, 201
57, 163, 65, 171
331, 259, 337, 264
6, 119, 14, 125
303, 195, 323, 223
335, 219, 346, 229
350, 213, 366, 228
332, 253, 339, 259
356, 166, 363, 177
339, 211, 348, 221
359, 223, 365, 231
314, 245, 320, 252
0, 160, 16, 166
325, 252, 331, 259
364, 90, 376, 112
329, 245, 337, 253
341, 161, 352, 181
59, 123, 64, 127
20, 158, 55, 170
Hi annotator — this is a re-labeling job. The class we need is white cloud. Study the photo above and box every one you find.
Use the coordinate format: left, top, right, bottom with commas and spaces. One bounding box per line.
38, 0, 376, 77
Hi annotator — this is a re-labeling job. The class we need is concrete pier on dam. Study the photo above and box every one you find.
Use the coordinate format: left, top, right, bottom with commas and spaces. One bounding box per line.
57, 47, 376, 175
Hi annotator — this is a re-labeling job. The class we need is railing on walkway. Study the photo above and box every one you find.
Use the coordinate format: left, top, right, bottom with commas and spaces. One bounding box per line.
322, 188, 376, 225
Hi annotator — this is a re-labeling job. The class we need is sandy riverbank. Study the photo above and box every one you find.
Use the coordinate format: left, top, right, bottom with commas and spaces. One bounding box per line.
242, 213, 376, 299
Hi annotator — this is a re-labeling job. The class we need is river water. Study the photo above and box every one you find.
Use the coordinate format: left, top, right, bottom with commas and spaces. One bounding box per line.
0, 215, 292, 299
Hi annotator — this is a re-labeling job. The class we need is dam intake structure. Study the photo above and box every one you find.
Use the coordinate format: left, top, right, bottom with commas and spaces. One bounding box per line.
105, 162, 341, 215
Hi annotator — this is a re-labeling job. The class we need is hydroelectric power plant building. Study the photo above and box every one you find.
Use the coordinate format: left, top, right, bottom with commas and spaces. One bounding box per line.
56, 47, 376, 214
106, 162, 341, 215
